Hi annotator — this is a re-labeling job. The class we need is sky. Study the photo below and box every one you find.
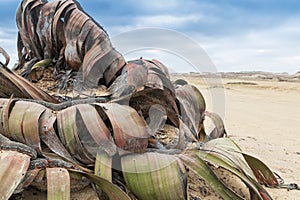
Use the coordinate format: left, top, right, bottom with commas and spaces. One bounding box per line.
1, 0, 300, 73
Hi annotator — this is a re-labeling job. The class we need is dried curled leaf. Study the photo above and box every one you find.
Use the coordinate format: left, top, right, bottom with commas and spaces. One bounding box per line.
47, 168, 70, 200
111, 59, 180, 127
96, 103, 149, 154
0, 150, 31, 199
176, 84, 206, 139
16, 0, 125, 87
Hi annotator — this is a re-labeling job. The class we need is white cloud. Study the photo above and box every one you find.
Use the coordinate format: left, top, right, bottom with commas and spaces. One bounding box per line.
128, 0, 180, 11
191, 16, 300, 74
134, 14, 202, 28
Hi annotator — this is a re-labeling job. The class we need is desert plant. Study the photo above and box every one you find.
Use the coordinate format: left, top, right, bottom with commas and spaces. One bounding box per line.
0, 0, 291, 199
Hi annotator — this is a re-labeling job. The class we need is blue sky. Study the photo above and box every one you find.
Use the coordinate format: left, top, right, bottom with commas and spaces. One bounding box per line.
1, 0, 300, 73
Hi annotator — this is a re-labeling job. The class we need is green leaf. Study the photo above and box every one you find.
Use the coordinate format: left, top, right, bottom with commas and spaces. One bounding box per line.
57, 106, 77, 156
95, 150, 112, 182
202, 138, 274, 200
69, 169, 131, 200
193, 149, 264, 200
121, 152, 187, 200
204, 137, 242, 151
30, 59, 52, 71
179, 153, 244, 200
243, 153, 278, 186
47, 168, 70, 200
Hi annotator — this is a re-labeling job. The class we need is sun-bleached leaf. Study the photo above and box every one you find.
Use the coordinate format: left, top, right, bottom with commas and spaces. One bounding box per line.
47, 168, 70, 200
8, 101, 46, 154
0, 150, 31, 199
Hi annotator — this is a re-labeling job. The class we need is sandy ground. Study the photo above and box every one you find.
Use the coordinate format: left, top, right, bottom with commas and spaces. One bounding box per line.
178, 75, 300, 200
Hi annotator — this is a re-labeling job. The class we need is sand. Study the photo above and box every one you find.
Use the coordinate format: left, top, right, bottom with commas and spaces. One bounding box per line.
177, 74, 300, 200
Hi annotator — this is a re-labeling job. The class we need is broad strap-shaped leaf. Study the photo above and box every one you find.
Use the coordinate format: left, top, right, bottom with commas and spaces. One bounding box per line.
39, 109, 78, 165
0, 98, 11, 137
16, 0, 44, 62
0, 150, 31, 199
203, 138, 274, 199
179, 153, 244, 200
69, 169, 131, 200
7, 101, 27, 143
57, 106, 94, 164
52, 0, 76, 55
109, 61, 148, 98
243, 153, 278, 187
96, 103, 149, 154
62, 1, 125, 85
121, 152, 187, 200
176, 84, 206, 138
36, 1, 61, 59
192, 149, 270, 200
95, 150, 112, 182
75, 104, 117, 157
150, 59, 171, 79
47, 168, 70, 200
203, 138, 257, 180
8, 101, 46, 154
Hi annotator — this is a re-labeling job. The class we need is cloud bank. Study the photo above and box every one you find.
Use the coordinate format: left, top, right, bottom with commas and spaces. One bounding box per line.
0, 0, 299, 73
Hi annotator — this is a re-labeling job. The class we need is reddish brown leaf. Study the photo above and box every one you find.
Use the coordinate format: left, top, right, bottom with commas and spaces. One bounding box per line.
97, 103, 149, 154
75, 104, 117, 156
176, 84, 206, 138
204, 111, 227, 139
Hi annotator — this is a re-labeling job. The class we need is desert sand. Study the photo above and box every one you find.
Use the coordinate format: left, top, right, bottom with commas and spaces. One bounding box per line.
172, 73, 300, 200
